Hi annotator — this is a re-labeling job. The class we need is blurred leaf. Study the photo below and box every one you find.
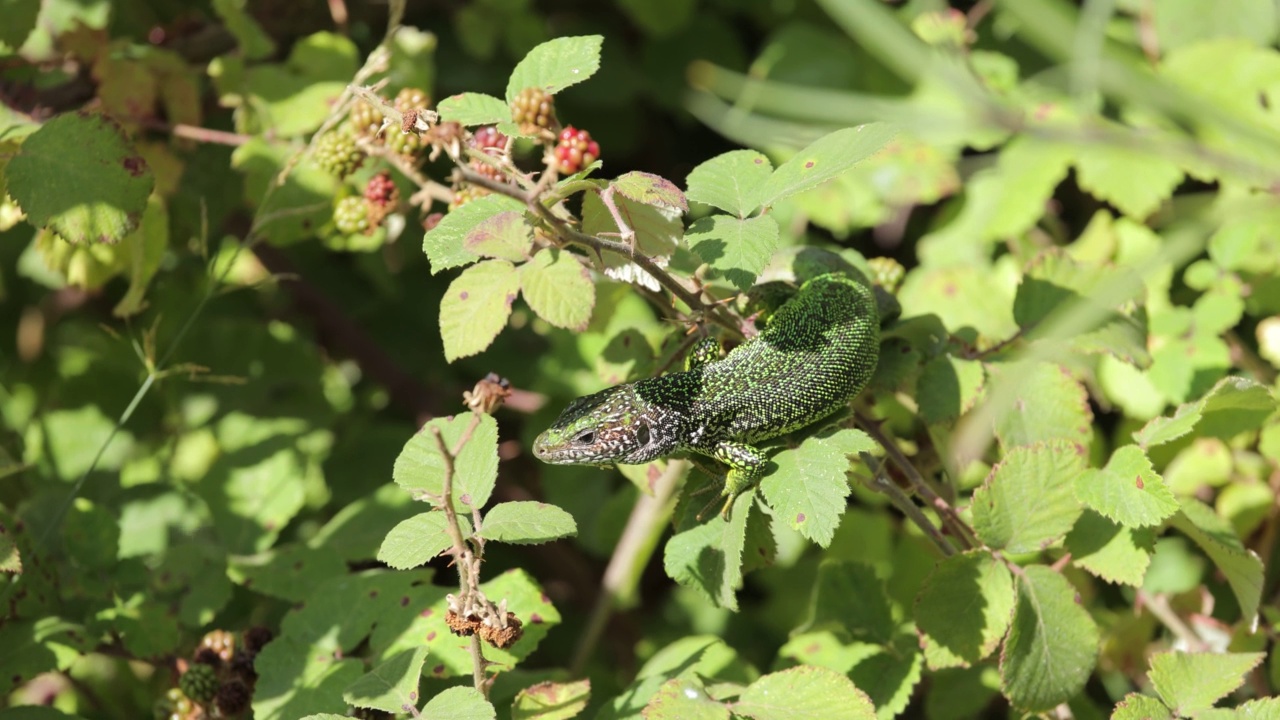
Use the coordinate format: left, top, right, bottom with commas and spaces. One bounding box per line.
393, 413, 499, 513
511, 679, 591, 720
1110, 694, 1173, 720
505, 35, 604, 102
1169, 499, 1263, 623
422, 687, 496, 720
643, 678, 727, 720
439, 259, 521, 361
1073, 138, 1184, 220
917, 354, 985, 425
798, 561, 895, 645
736, 666, 876, 720
520, 249, 595, 331
254, 634, 365, 720
211, 0, 275, 58
915, 551, 1014, 668
1135, 376, 1277, 448
230, 543, 347, 602
1000, 566, 1099, 712
8, 113, 154, 244
343, 647, 429, 714
991, 363, 1093, 450
231, 138, 338, 245
663, 491, 754, 610
1148, 651, 1264, 717
477, 501, 577, 545
688, 214, 780, 291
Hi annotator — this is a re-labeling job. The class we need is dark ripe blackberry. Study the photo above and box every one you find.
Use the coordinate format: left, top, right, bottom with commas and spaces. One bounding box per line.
179, 663, 220, 704
349, 99, 384, 140
313, 126, 366, 178
215, 679, 251, 716
553, 126, 600, 174
192, 647, 223, 668
230, 649, 258, 684
510, 87, 557, 135
242, 626, 273, 656
448, 185, 490, 211
393, 87, 430, 113
334, 196, 371, 235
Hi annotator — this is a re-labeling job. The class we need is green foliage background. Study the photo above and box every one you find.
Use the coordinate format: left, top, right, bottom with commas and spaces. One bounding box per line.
3, 0, 1280, 718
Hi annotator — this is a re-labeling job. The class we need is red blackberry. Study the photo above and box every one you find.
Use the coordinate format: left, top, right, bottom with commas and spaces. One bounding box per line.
363, 171, 399, 226
553, 126, 600, 174
510, 87, 557, 135
469, 125, 508, 180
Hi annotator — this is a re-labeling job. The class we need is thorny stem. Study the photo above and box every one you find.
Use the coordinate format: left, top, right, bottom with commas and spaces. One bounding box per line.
855, 411, 978, 550
571, 459, 688, 675
456, 166, 744, 340
597, 185, 636, 246
863, 454, 956, 557
430, 418, 492, 697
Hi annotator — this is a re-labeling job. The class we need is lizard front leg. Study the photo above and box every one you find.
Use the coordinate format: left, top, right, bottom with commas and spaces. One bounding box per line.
711, 440, 767, 519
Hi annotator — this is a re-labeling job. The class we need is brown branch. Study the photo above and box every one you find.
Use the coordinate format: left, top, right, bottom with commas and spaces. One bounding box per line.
863, 454, 955, 557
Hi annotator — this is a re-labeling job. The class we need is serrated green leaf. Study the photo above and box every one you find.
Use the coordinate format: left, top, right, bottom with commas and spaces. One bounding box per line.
520, 248, 595, 331
999, 566, 1099, 713
1074, 140, 1184, 220
424, 194, 525, 273
685, 149, 772, 218
253, 628, 367, 718
992, 363, 1093, 450
1075, 445, 1179, 529
1135, 376, 1278, 448
393, 413, 499, 512
1065, 511, 1154, 587
1169, 498, 1263, 622
464, 211, 535, 262
760, 428, 872, 547
611, 171, 687, 213
688, 214, 780, 291
736, 666, 877, 720
8, 113, 154, 244
757, 124, 897, 209
1152, 0, 1277, 50
477, 501, 577, 545
376, 512, 473, 570
343, 647, 429, 714
439, 259, 520, 361
798, 561, 895, 645
917, 354, 985, 425
643, 677, 729, 720
778, 631, 921, 720
971, 440, 1087, 553
663, 491, 754, 610
1149, 651, 1264, 716
62, 498, 118, 569
1110, 694, 1174, 720
505, 36, 603, 101
915, 551, 1015, 667
511, 679, 591, 720
229, 543, 346, 601
925, 667, 1001, 720
438, 92, 510, 126
0, 618, 91, 693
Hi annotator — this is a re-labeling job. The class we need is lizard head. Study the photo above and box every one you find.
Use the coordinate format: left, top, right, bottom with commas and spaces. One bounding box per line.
533, 385, 661, 465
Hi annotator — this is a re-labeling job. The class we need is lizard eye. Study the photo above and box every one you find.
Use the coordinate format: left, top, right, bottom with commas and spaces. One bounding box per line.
573, 431, 595, 445
634, 422, 651, 446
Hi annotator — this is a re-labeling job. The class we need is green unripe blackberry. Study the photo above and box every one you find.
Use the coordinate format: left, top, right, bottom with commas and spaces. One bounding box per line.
386, 128, 424, 159
179, 663, 220, 705
867, 256, 905, 294
334, 196, 371, 235
154, 688, 194, 720
511, 87, 557, 135
349, 99, 384, 140
313, 126, 365, 178
393, 87, 430, 114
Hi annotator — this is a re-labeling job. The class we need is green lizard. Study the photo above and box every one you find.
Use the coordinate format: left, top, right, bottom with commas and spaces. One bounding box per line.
533, 263, 883, 518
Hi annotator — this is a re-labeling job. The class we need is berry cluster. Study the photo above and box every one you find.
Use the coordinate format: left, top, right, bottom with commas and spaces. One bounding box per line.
334, 196, 370, 235
553, 126, 600, 175
510, 86, 557, 136
449, 184, 490, 211
387, 87, 431, 160
313, 126, 365, 179
155, 627, 273, 719
363, 170, 400, 227
469, 125, 509, 181
348, 99, 383, 139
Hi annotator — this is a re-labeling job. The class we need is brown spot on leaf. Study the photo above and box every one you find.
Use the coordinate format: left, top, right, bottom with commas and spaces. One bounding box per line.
427, 631, 437, 641
530, 613, 543, 624
796, 513, 806, 524
804, 160, 816, 169
459, 291, 469, 300
1136, 476, 1144, 489
421, 608, 434, 617
432, 664, 445, 675
122, 156, 146, 176
400, 596, 410, 607
506, 292, 517, 307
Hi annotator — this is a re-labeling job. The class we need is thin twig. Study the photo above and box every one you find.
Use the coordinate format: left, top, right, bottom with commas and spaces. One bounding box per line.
863, 454, 956, 557
856, 410, 977, 550
1138, 590, 1208, 652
